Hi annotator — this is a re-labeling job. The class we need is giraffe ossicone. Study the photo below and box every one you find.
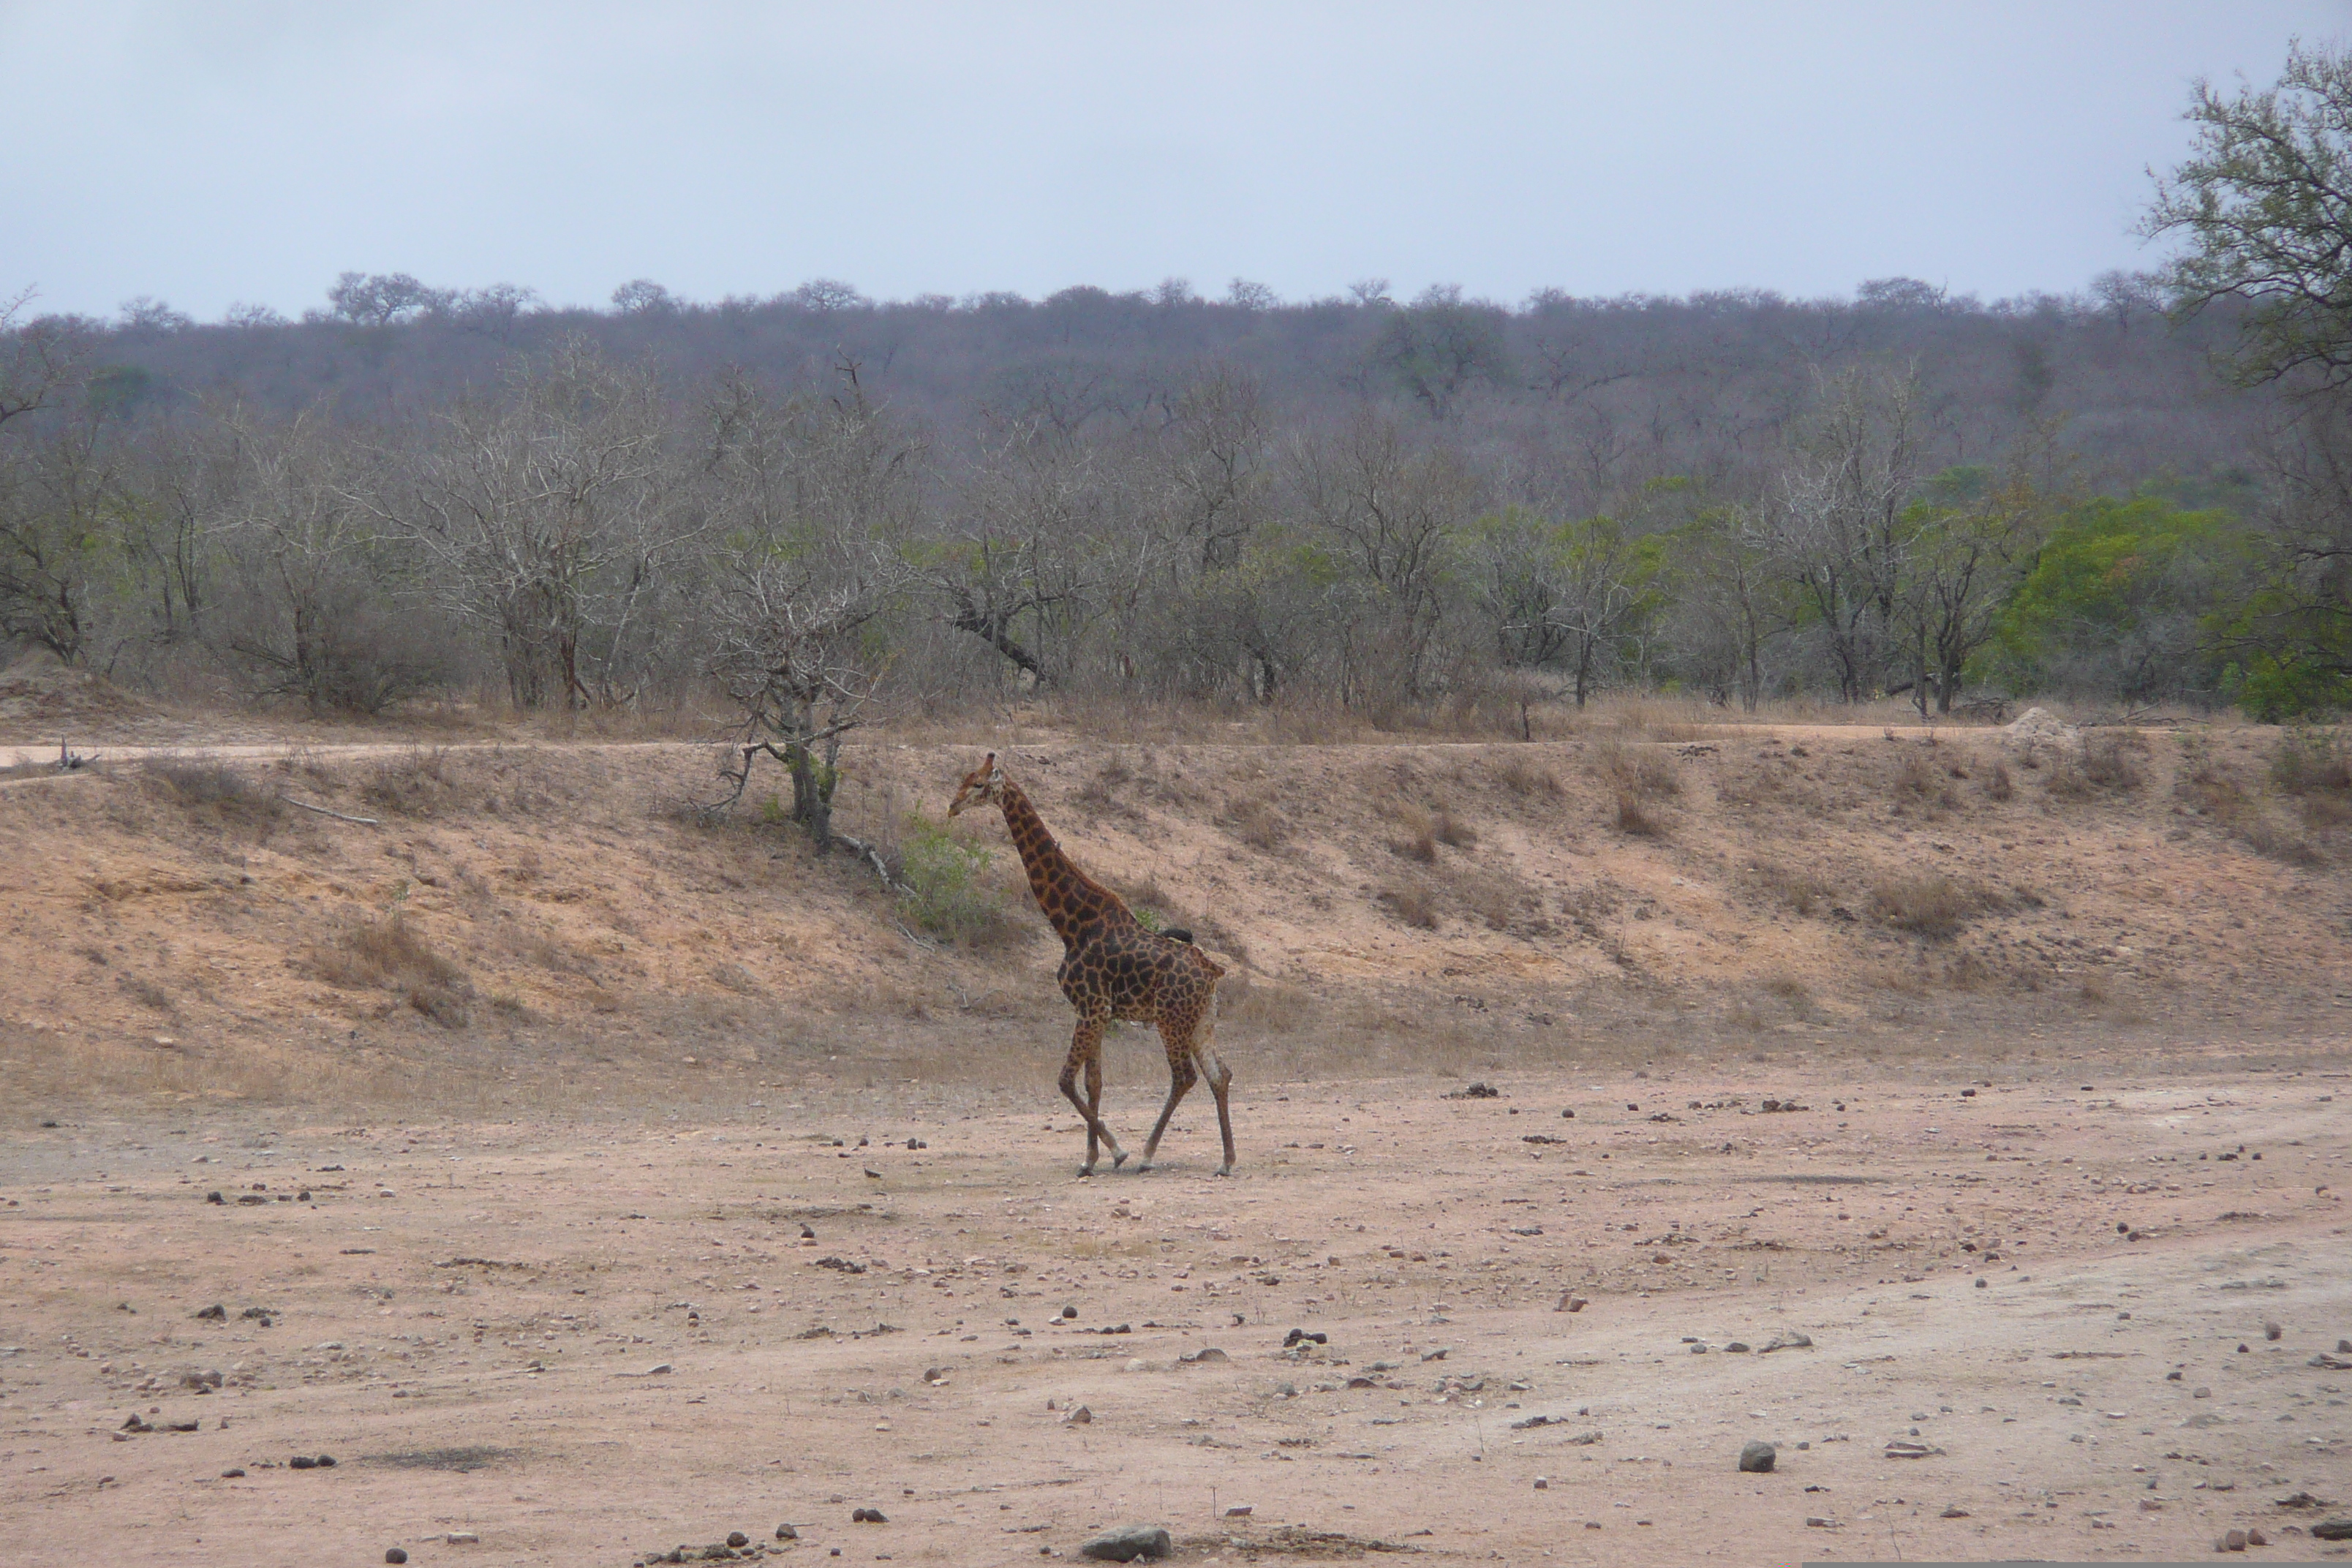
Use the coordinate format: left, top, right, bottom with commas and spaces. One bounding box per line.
947, 751, 1235, 1177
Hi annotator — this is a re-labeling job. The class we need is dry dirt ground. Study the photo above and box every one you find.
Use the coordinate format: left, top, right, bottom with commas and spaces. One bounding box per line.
1, 1071, 2346, 1566
2, 674, 2350, 1562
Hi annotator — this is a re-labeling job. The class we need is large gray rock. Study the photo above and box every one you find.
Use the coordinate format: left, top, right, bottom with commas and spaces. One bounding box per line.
1738, 1439, 1777, 1473
1080, 1524, 1172, 1561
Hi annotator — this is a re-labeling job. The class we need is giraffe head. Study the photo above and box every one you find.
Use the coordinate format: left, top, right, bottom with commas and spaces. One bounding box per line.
946, 752, 1005, 818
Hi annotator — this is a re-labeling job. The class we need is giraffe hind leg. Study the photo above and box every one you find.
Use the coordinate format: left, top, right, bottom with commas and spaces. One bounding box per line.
1137, 1017, 1199, 1173
1196, 1009, 1236, 1177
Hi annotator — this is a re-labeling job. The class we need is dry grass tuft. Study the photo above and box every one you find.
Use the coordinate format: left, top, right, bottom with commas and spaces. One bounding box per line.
1869, 871, 1992, 939
312, 913, 474, 1027
143, 761, 285, 832
1379, 881, 1441, 929
1223, 793, 1289, 852
1752, 859, 1837, 917
1490, 755, 1564, 799
1893, 747, 1959, 812
1613, 789, 1663, 837
1985, 759, 2013, 802
358, 748, 466, 818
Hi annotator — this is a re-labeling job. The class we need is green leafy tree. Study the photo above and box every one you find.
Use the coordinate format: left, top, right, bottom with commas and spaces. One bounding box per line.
2144, 42, 2352, 388
1973, 497, 2245, 703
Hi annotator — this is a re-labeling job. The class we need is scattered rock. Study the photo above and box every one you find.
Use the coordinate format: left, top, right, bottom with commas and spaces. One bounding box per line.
1758, 1330, 1812, 1353
193, 1304, 226, 1321
774, 1525, 798, 1541
2313, 1519, 2352, 1542
2309, 1353, 2352, 1370
727, 1532, 748, 1548
1223, 1505, 1253, 1518
2265, 1321, 2283, 1341
851, 1507, 887, 1523
1725, 1341, 1750, 1352
1079, 1523, 1172, 1561
1281, 1328, 1327, 1347
386, 1552, 408, 1565
2220, 1528, 2249, 1551
1179, 1347, 1228, 1364
1556, 1293, 1587, 1313
1533, 1476, 1549, 1489
445, 1533, 479, 1545
1884, 1441, 1942, 1459
1061, 1305, 1078, 1319
1940, 1507, 1969, 1519
1065, 1405, 1092, 1425
289, 1455, 316, 1470
1738, 1440, 1776, 1473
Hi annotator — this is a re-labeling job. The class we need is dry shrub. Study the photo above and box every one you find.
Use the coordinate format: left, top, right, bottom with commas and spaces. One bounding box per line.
1490, 755, 1564, 799
145, 761, 284, 830
1752, 859, 1836, 916
1893, 747, 1959, 812
118, 973, 175, 1013
2079, 730, 2147, 791
2269, 726, 2352, 795
1613, 789, 1663, 837
1224, 794, 1288, 852
360, 748, 464, 818
1439, 861, 1544, 932
1985, 759, 2013, 802
1869, 872, 1991, 938
1221, 975, 1314, 1033
1760, 969, 1809, 1003
1593, 739, 1683, 799
2231, 815, 2325, 867
1379, 881, 1441, 929
312, 913, 472, 1027
1072, 760, 1142, 821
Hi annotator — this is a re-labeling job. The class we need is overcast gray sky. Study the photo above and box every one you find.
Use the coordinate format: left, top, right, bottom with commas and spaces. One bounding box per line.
3, 2, 2342, 320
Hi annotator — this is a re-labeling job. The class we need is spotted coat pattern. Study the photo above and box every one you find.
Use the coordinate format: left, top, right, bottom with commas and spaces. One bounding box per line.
948, 752, 1235, 1176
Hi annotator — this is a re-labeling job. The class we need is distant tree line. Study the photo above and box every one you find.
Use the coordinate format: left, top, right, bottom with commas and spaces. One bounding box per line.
7, 50, 2352, 727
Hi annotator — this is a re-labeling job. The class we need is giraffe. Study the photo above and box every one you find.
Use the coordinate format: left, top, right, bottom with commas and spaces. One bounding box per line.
947, 752, 1235, 1177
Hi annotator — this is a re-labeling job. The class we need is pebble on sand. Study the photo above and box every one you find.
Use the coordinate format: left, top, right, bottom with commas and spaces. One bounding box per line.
385, 1551, 407, 1564
1738, 1440, 1777, 1473
1080, 1523, 1172, 1561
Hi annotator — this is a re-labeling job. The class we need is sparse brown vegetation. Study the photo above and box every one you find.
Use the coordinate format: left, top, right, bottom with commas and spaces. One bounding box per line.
1752, 859, 1837, 917
1224, 793, 1288, 852
310, 913, 474, 1029
1869, 871, 1991, 938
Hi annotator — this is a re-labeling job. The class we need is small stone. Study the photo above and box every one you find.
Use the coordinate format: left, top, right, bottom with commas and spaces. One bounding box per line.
1975, 1278, 1988, 1289
2249, 1528, 2267, 1546
2314, 1519, 2352, 1541
1079, 1523, 1172, 1561
1738, 1439, 1776, 1473
1940, 1507, 1968, 1519
314, 1454, 335, 1467
1533, 1476, 1549, 1489
1223, 1505, 1253, 1518
1181, 1347, 1229, 1364
2223, 1528, 2248, 1550
1062, 1305, 1078, 1319
2265, 1322, 2283, 1341
194, 1304, 226, 1321
446, 1533, 479, 1545
1065, 1404, 1091, 1424
387, 1552, 408, 1565
727, 1532, 748, 1548
851, 1507, 887, 1523
289, 1455, 315, 1470
774, 1524, 799, 1540
222, 1467, 244, 1477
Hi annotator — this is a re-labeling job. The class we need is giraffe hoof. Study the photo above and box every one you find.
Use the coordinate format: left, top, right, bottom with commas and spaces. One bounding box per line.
1077, 1164, 1095, 1177
1111, 1151, 1128, 1170
1133, 1161, 1153, 1174
1215, 1165, 1233, 1178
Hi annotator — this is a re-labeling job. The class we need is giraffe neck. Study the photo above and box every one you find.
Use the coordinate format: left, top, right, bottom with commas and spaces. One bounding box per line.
995, 777, 1128, 949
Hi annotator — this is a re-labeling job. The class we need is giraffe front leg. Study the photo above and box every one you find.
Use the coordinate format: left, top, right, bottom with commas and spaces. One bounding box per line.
1202, 1040, 1236, 1177
1137, 1019, 1198, 1173
1058, 1017, 1123, 1176
1086, 1048, 1128, 1170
